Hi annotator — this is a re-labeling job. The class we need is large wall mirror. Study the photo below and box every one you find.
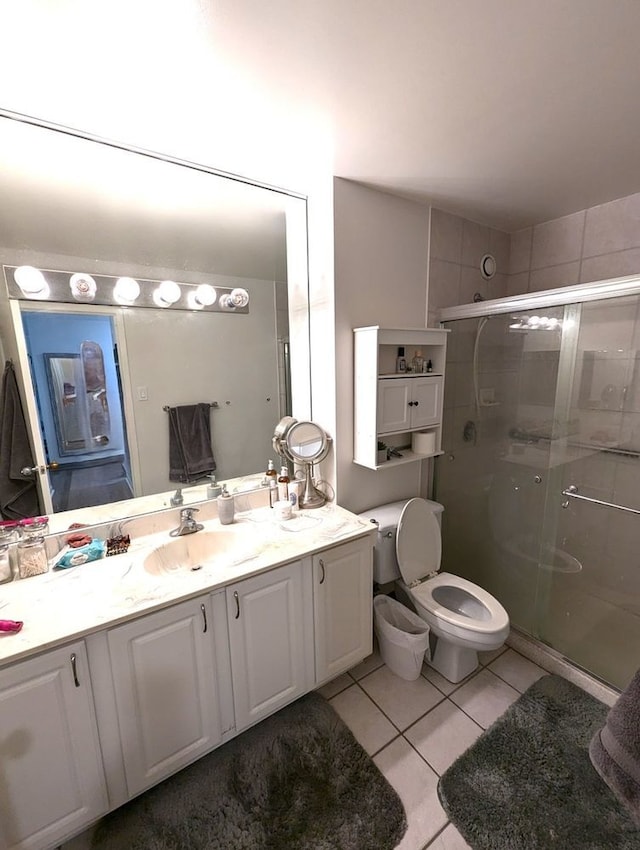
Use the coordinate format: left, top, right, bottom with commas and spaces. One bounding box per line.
0, 112, 311, 531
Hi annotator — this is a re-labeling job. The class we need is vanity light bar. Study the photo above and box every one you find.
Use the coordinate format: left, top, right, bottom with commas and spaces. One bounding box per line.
3, 265, 250, 315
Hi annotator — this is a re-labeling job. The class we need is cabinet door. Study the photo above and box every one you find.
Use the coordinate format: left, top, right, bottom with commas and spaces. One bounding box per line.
108, 596, 221, 797
0, 643, 107, 850
377, 379, 411, 434
227, 561, 308, 731
410, 376, 443, 429
314, 539, 373, 684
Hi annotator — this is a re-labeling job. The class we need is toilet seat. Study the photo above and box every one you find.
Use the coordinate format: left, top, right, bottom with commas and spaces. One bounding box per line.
409, 572, 509, 639
396, 498, 509, 644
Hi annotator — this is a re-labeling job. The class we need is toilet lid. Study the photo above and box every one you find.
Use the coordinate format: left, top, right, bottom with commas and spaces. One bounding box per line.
396, 498, 441, 585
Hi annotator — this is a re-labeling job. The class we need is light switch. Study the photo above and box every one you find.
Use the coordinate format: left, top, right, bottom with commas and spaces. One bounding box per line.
137, 386, 148, 401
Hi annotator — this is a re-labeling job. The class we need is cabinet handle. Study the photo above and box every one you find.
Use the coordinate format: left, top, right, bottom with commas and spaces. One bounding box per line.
319, 558, 326, 584
70, 652, 80, 688
200, 603, 208, 633
234, 590, 240, 619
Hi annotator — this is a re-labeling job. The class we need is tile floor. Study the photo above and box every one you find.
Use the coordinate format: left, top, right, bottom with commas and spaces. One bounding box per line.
318, 643, 549, 850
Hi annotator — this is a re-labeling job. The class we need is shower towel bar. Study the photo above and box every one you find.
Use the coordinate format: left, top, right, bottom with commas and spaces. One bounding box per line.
561, 484, 640, 516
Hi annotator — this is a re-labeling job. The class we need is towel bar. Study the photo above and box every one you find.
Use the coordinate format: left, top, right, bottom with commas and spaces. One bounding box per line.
163, 402, 219, 411
561, 484, 640, 515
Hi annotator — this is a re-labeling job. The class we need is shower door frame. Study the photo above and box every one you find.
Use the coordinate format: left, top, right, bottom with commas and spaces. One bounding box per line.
438, 272, 640, 688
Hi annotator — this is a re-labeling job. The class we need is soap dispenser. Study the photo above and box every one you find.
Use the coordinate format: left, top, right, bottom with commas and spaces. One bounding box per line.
217, 484, 235, 525
206, 473, 222, 499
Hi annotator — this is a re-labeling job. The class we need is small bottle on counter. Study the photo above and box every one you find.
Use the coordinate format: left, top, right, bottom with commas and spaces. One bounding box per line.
265, 459, 277, 483
217, 484, 235, 525
277, 466, 290, 502
269, 477, 278, 508
289, 479, 302, 512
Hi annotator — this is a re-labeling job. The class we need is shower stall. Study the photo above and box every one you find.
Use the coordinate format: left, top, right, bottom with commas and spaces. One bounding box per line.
436, 275, 640, 691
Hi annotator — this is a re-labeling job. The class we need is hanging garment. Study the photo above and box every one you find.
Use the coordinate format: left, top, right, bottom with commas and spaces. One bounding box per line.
0, 361, 41, 519
167, 403, 216, 483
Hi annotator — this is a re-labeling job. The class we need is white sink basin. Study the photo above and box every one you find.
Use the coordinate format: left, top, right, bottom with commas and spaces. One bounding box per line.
143, 529, 257, 576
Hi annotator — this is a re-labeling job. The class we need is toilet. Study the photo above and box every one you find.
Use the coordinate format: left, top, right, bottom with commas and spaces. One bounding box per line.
362, 498, 510, 683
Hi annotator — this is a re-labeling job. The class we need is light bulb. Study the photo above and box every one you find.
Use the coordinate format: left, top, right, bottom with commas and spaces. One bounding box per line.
153, 279, 181, 307
114, 277, 140, 305
220, 287, 249, 310
70, 273, 97, 302
188, 284, 217, 309
14, 266, 49, 298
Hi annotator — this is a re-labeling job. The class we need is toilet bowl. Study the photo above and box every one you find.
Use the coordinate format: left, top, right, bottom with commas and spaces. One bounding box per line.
361, 498, 509, 683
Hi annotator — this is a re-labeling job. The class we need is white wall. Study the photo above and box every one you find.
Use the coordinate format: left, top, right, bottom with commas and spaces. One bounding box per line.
333, 178, 431, 513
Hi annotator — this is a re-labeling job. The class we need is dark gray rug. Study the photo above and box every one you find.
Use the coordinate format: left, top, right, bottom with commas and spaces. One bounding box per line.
438, 674, 640, 849
92, 691, 406, 850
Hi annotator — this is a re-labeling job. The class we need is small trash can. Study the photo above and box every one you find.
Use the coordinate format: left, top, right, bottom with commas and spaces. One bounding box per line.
373, 594, 431, 681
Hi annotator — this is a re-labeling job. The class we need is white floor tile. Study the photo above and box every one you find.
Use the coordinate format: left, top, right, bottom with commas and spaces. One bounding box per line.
426, 822, 472, 849
359, 664, 444, 731
478, 645, 507, 666
374, 737, 448, 850
405, 700, 483, 775
488, 648, 546, 693
317, 673, 352, 699
330, 684, 397, 755
348, 644, 384, 680
449, 669, 520, 729
421, 663, 472, 695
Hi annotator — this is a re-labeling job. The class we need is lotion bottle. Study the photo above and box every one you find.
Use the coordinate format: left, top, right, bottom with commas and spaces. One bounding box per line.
217, 484, 235, 525
277, 466, 290, 501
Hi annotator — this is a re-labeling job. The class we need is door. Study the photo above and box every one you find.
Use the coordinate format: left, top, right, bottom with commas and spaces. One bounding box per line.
11, 302, 138, 514
227, 561, 309, 731
378, 379, 411, 433
108, 596, 221, 797
411, 376, 444, 428
0, 642, 107, 850
313, 539, 373, 684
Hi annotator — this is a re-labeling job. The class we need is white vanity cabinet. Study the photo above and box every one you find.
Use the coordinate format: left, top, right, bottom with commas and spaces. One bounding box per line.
0, 642, 107, 850
354, 326, 448, 469
313, 538, 374, 684
107, 594, 223, 797
226, 560, 314, 732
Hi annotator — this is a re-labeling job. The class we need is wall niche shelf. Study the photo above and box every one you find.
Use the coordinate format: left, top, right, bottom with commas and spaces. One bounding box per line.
353, 326, 448, 470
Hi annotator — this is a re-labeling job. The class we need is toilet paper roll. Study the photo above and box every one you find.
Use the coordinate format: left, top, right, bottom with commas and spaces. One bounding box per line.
411, 430, 436, 455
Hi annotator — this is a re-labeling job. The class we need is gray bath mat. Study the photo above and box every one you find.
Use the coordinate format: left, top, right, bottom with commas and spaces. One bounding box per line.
92, 691, 406, 850
438, 675, 640, 849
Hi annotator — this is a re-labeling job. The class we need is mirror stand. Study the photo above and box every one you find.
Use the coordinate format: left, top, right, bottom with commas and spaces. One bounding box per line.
272, 417, 332, 509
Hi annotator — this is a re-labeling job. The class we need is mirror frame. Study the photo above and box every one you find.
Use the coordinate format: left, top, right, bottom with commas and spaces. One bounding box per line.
0, 109, 312, 532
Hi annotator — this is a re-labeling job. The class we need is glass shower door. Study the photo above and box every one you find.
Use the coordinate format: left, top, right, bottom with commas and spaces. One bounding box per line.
536, 294, 640, 689
436, 306, 568, 635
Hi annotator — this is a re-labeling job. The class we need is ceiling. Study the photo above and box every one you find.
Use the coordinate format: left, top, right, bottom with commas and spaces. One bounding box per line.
213, 0, 640, 232
2, 2, 640, 234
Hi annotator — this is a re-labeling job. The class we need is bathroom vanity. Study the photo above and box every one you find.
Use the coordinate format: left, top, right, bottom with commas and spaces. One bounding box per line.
0, 505, 374, 850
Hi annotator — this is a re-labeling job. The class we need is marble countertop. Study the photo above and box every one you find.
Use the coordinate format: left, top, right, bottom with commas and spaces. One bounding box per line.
0, 504, 374, 668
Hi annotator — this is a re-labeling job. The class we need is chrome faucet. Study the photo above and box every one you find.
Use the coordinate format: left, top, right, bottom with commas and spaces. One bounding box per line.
170, 507, 204, 537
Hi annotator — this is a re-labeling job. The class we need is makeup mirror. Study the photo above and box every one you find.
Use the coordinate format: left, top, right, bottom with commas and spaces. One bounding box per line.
273, 418, 331, 508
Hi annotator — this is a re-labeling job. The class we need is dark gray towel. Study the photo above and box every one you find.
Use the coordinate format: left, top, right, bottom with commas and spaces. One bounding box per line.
0, 361, 41, 519
590, 666, 640, 824
168, 403, 216, 484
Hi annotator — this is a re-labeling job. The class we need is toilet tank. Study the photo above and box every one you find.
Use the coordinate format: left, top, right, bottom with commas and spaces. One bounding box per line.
358, 499, 444, 585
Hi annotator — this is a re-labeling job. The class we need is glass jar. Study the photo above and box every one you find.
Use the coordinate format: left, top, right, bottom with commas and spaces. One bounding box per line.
18, 516, 50, 538
0, 521, 18, 583
17, 534, 48, 579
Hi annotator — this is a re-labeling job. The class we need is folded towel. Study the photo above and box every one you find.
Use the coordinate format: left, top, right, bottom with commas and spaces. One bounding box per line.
168, 403, 216, 484
0, 361, 41, 519
589, 666, 640, 824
